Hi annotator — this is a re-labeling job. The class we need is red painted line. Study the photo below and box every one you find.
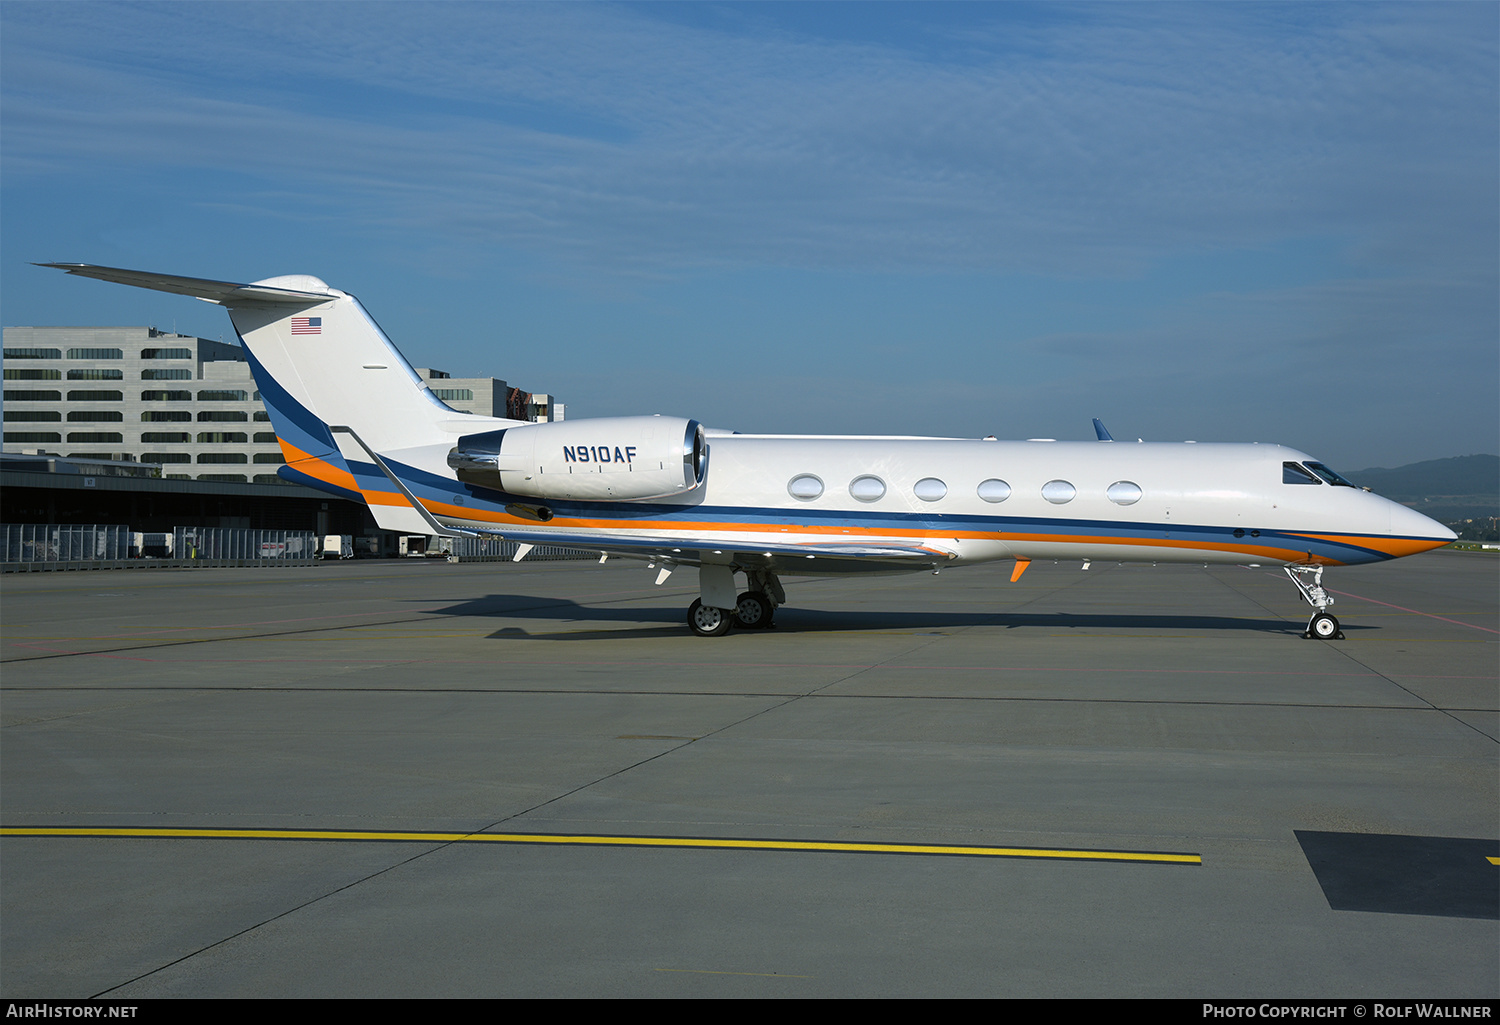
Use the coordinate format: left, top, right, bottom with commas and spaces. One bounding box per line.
1326, 588, 1499, 635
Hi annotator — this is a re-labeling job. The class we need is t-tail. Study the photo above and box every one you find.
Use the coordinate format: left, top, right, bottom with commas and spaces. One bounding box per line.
38, 263, 497, 533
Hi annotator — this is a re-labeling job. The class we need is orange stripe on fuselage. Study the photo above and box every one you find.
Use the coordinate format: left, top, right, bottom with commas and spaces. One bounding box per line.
1283, 533, 1449, 559
411, 498, 1400, 564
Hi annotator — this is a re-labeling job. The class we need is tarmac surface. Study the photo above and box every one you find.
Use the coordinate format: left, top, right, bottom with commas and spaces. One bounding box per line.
2, 551, 1496, 998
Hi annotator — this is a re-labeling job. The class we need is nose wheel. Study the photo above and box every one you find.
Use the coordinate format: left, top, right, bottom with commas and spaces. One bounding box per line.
1306, 612, 1343, 640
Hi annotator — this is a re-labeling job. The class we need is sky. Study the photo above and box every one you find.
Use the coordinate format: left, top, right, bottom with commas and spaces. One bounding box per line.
2, 1, 1495, 470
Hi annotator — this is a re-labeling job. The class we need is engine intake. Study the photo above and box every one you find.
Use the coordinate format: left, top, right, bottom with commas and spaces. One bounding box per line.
448, 416, 707, 501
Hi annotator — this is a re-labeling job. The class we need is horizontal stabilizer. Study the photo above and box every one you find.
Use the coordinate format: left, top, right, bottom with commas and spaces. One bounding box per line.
37, 263, 335, 306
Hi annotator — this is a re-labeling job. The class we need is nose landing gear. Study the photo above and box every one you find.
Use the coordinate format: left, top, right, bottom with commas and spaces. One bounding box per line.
1285, 565, 1344, 640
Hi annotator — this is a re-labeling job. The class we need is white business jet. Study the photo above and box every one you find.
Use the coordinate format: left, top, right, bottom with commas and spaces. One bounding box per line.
43, 263, 1456, 639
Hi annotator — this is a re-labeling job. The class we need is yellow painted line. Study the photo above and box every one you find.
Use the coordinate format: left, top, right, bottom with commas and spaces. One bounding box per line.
1487, 856, 1499, 866
0, 827, 1200, 864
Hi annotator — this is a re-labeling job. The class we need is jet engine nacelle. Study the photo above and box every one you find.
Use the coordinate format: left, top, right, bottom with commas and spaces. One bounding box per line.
448, 416, 707, 501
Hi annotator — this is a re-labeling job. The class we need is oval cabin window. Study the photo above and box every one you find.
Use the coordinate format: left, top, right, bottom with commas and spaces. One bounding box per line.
788, 474, 824, 500
1041, 480, 1076, 504
914, 477, 947, 502
977, 479, 1011, 503
849, 475, 886, 502
1107, 481, 1142, 506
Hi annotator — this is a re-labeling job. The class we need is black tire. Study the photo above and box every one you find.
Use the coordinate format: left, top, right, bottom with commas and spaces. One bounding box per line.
733, 590, 775, 629
1309, 612, 1341, 640
687, 599, 733, 637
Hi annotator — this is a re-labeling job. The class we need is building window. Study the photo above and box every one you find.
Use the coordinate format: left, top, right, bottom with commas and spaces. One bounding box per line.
3, 347, 62, 359
68, 390, 124, 402
197, 411, 248, 422
141, 432, 191, 443
66, 348, 123, 359
197, 389, 250, 401
253, 411, 270, 421
197, 432, 248, 443
4, 432, 60, 443
142, 411, 193, 422
197, 473, 247, 482
197, 453, 247, 464
66, 411, 123, 422
4, 390, 61, 401
431, 388, 474, 401
5, 369, 61, 380
141, 369, 193, 381
68, 369, 123, 380
141, 453, 192, 464
253, 453, 285, 464
6, 411, 61, 422
141, 390, 192, 401
67, 432, 123, 443
140, 348, 193, 359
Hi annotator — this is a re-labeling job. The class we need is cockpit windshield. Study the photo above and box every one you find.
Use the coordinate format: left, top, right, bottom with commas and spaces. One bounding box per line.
1303, 461, 1358, 487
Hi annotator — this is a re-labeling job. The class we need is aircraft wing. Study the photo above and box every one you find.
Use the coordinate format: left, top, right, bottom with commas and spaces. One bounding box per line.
465, 526, 954, 575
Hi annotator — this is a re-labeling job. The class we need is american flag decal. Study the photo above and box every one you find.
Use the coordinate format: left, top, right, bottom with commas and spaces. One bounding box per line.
290, 317, 322, 335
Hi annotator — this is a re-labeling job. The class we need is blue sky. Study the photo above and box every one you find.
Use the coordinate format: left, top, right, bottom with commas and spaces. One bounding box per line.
3, 1, 1495, 469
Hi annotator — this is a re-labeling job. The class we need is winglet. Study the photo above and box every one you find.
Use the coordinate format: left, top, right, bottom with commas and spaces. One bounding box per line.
1092, 418, 1114, 442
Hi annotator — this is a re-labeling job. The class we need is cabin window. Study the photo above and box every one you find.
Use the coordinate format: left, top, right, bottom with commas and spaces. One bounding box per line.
849, 475, 886, 502
1283, 462, 1321, 485
1303, 462, 1358, 487
977, 479, 1011, 503
1041, 480, 1076, 504
788, 474, 824, 500
914, 477, 947, 502
1107, 481, 1142, 506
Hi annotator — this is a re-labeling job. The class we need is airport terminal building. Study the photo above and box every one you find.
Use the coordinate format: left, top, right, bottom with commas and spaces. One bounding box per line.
2, 325, 562, 479
2, 325, 564, 546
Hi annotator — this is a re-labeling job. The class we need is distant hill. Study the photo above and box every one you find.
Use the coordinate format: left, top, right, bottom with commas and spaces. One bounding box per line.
1350, 454, 1499, 524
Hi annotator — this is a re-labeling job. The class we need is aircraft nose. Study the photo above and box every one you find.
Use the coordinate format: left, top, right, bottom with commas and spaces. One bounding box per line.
1389, 500, 1457, 542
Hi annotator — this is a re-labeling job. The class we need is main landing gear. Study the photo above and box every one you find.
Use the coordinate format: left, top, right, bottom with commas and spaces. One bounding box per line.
684, 567, 784, 636
1285, 565, 1344, 640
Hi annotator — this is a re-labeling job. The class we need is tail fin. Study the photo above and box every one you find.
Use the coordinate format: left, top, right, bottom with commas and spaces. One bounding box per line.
39, 264, 485, 527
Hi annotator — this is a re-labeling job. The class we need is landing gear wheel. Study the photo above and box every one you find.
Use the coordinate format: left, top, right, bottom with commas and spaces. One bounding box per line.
1307, 612, 1343, 640
733, 590, 775, 629
687, 599, 733, 637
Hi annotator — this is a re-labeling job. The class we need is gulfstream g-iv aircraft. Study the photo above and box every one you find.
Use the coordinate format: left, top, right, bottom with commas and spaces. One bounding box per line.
43, 263, 1456, 639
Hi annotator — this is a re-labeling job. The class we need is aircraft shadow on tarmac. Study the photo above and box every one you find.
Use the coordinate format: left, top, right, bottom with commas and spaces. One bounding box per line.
416, 594, 1330, 641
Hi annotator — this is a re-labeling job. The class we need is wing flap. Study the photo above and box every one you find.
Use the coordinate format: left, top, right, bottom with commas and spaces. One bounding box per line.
467, 526, 951, 573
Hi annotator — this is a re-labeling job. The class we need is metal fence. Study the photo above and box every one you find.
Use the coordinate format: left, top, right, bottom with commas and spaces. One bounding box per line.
2, 524, 315, 569
2, 524, 132, 563
173, 527, 315, 562
449, 535, 595, 562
